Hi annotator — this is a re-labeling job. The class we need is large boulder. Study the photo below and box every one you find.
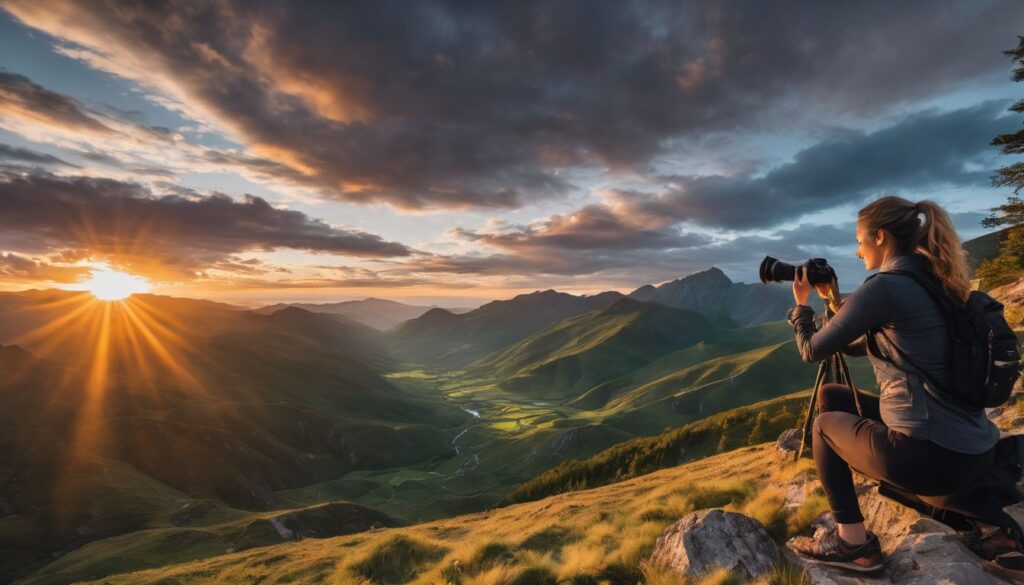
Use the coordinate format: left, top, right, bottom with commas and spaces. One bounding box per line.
649, 508, 780, 580
786, 476, 1024, 584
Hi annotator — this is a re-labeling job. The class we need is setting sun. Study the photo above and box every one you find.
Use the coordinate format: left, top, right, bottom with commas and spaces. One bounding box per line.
81, 268, 153, 301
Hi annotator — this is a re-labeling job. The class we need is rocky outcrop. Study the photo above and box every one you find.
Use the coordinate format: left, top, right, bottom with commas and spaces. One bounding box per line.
785, 477, 1024, 584
648, 509, 780, 580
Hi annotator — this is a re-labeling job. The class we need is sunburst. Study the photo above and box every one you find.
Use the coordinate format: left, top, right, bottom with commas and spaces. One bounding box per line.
79, 267, 152, 301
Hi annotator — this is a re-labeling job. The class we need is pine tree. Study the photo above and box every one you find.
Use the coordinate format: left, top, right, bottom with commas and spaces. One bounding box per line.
980, 36, 1024, 288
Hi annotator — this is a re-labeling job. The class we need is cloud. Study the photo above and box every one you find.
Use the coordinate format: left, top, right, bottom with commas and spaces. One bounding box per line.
450, 204, 711, 252
0, 251, 90, 283
607, 102, 1017, 229
4, 0, 1020, 210
0, 143, 74, 166
0, 69, 115, 134
0, 168, 415, 281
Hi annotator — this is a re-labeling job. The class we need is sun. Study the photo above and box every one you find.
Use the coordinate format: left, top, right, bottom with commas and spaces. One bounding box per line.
81, 268, 153, 301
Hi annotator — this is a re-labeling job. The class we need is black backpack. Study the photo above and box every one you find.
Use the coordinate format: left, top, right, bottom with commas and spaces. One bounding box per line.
871, 269, 1021, 410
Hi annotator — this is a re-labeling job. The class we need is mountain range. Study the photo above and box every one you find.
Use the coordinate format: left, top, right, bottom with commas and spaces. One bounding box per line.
0, 236, 1003, 584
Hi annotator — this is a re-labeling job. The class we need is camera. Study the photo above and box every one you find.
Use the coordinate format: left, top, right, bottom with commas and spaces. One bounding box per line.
759, 256, 837, 286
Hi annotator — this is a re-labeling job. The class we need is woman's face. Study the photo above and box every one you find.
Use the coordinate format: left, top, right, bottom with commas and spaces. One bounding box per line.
855, 222, 887, 271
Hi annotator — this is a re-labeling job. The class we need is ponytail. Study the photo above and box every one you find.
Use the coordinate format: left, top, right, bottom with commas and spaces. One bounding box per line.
913, 200, 972, 302
858, 195, 971, 302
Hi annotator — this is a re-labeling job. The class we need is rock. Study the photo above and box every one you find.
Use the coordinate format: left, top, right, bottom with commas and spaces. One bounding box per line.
649, 508, 780, 580
785, 474, 1024, 584
776, 427, 810, 461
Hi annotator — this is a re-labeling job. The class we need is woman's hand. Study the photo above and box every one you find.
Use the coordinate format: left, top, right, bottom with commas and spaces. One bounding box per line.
793, 267, 832, 306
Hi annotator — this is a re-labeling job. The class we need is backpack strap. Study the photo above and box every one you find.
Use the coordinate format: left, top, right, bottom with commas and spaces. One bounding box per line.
869, 269, 960, 400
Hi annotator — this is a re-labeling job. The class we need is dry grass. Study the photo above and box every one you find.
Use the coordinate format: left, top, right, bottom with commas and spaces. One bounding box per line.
740, 487, 789, 542
786, 490, 829, 538
79, 445, 806, 585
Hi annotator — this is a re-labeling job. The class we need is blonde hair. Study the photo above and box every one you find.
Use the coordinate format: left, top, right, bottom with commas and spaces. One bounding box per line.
857, 195, 971, 302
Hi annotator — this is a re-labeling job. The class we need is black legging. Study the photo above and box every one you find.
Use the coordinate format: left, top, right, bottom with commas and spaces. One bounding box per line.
812, 383, 995, 524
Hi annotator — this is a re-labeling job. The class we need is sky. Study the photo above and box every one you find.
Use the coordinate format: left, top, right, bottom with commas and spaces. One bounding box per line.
0, 1, 1022, 308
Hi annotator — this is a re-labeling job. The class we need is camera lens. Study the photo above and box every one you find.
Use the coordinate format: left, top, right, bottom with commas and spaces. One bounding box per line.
759, 256, 797, 284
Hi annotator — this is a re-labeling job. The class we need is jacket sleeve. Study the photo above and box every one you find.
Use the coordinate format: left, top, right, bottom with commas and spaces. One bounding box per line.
786, 277, 889, 363
842, 334, 868, 357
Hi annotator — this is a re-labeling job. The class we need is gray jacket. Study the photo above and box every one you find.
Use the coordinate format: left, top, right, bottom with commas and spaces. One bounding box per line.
787, 253, 999, 454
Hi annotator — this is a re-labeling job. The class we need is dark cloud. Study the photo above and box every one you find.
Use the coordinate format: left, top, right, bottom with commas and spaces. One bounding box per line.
75, 150, 174, 177
0, 169, 415, 280
5, 0, 1020, 210
0, 143, 73, 166
394, 226, 825, 280
610, 102, 1017, 229
0, 69, 114, 134
450, 204, 711, 252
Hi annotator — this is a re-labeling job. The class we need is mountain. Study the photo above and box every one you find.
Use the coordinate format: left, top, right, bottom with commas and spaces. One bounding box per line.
253, 297, 475, 331
627, 266, 822, 327
963, 228, 1007, 274
470, 298, 725, 399
0, 291, 471, 582
385, 289, 625, 368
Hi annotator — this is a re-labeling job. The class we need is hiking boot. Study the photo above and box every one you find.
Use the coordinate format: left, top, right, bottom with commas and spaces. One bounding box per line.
960, 525, 1024, 570
789, 526, 884, 573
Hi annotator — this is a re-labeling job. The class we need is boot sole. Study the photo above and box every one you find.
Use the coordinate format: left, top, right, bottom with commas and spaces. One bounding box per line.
996, 551, 1024, 570
803, 557, 885, 574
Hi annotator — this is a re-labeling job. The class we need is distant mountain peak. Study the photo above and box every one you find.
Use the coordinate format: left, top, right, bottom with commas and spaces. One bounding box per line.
678, 266, 731, 287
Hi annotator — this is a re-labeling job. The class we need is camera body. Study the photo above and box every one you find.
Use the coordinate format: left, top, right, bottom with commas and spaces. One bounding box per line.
759, 256, 837, 286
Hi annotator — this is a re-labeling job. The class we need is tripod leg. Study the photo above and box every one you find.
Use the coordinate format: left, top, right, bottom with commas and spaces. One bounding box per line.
836, 353, 863, 417
797, 360, 830, 462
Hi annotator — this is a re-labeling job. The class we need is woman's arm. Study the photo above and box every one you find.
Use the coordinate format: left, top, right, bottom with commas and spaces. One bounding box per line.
787, 278, 888, 363
842, 334, 868, 357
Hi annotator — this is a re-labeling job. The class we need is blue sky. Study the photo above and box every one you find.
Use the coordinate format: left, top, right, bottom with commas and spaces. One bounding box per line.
0, 1, 1021, 307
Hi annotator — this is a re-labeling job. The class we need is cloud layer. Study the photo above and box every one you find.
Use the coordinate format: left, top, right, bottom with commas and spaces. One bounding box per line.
4, 0, 1020, 211
0, 169, 414, 280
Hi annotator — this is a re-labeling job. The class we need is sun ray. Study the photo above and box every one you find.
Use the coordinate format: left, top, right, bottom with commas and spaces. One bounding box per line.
120, 300, 205, 393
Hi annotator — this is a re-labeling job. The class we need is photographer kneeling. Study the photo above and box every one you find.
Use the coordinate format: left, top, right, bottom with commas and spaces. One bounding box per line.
785, 195, 1019, 572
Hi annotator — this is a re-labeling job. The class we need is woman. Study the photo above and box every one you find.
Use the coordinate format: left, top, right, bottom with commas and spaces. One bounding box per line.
786, 195, 1005, 572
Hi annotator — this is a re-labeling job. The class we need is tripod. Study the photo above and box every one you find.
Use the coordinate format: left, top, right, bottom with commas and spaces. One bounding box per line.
795, 283, 864, 462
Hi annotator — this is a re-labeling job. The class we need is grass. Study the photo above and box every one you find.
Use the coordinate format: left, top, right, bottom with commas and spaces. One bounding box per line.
349, 535, 448, 583
72, 445, 818, 584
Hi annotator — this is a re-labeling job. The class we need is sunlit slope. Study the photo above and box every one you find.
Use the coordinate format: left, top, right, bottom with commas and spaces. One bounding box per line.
0, 301, 468, 508
385, 289, 624, 369
586, 340, 877, 436
566, 321, 796, 410
264, 326, 840, 528
469, 298, 725, 399
505, 392, 814, 505
0, 292, 470, 582
70, 445, 781, 585
14, 495, 399, 585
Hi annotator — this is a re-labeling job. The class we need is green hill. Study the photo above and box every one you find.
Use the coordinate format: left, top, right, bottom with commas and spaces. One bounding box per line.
385, 289, 624, 369
0, 292, 471, 582
504, 392, 817, 505
470, 298, 724, 400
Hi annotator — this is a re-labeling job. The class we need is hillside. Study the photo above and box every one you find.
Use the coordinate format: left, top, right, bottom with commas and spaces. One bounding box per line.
254, 297, 474, 331
0, 292, 471, 582
504, 392, 809, 505
385, 289, 625, 369
56, 445, 795, 585
471, 298, 724, 399
963, 228, 1008, 274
